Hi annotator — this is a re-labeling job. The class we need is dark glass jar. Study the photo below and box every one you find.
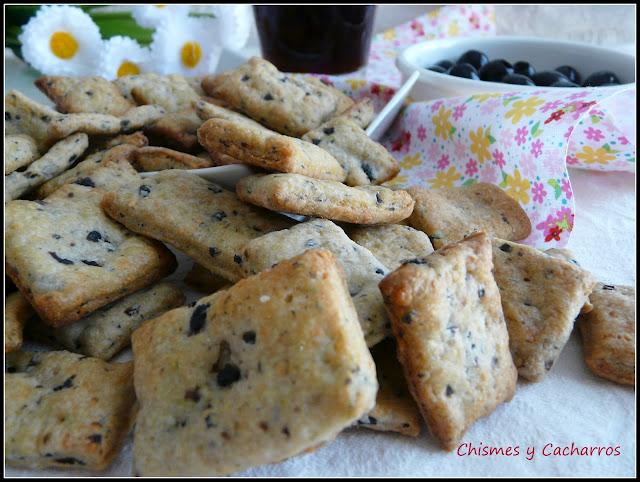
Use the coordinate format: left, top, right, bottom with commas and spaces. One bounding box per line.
253, 6, 377, 74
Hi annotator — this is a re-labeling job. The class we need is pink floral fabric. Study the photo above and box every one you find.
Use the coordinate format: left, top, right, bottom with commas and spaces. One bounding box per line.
312, 5, 636, 248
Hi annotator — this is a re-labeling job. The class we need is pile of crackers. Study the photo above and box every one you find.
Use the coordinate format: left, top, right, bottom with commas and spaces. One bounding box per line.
4, 57, 635, 476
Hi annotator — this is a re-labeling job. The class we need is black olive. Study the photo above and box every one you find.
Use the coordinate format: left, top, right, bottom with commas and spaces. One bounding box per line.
479, 59, 514, 82
582, 70, 621, 87
456, 50, 488, 70
555, 65, 581, 85
550, 78, 580, 88
435, 59, 453, 70
448, 63, 480, 80
427, 65, 447, 74
502, 74, 536, 86
532, 70, 568, 86
513, 61, 536, 79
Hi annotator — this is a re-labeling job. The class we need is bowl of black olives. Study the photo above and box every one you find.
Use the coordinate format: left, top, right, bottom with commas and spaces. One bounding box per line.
397, 36, 634, 101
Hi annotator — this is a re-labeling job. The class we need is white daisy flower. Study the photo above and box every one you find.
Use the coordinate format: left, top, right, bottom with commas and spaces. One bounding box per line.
18, 5, 103, 76
190, 5, 252, 50
132, 4, 189, 29
148, 17, 222, 76
97, 36, 151, 80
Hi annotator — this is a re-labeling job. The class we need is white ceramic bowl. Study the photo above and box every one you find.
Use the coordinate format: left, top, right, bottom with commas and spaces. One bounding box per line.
397, 36, 635, 102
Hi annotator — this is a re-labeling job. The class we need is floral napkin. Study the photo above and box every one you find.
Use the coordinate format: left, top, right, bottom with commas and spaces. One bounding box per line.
319, 5, 635, 248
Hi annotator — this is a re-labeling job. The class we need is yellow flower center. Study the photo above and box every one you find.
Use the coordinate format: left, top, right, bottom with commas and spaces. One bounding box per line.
155, 4, 167, 8
180, 41, 202, 69
117, 61, 141, 78
50, 31, 78, 60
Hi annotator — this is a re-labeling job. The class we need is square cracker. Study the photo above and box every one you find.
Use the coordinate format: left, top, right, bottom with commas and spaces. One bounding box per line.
339, 98, 376, 129
355, 339, 421, 437
546, 247, 593, 313
407, 183, 531, 249
236, 173, 415, 224
201, 56, 354, 137
492, 238, 597, 381
101, 170, 292, 282
5, 292, 36, 353
5, 133, 89, 201
197, 118, 346, 182
5, 90, 121, 151
114, 73, 200, 113
5, 134, 39, 175
5, 350, 136, 470
144, 109, 203, 152
349, 224, 434, 271
28, 282, 185, 361
131, 249, 377, 476
379, 232, 518, 450
132, 146, 214, 171
240, 219, 390, 346
5, 184, 177, 327
35, 76, 135, 116
302, 117, 399, 186
578, 283, 635, 385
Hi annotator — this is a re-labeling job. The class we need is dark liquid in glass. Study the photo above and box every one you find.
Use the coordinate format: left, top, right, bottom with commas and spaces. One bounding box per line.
253, 6, 377, 74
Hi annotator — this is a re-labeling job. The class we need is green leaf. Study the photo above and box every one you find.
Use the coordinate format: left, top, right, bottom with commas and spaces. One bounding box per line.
90, 12, 155, 45
488, 135, 496, 144
450, 126, 456, 135
532, 127, 544, 138
548, 179, 562, 199
531, 121, 540, 136
462, 178, 477, 187
590, 115, 601, 124
499, 172, 508, 188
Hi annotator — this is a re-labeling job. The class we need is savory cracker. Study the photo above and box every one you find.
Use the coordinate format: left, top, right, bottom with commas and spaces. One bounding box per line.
35, 75, 135, 115
5, 90, 121, 151
197, 118, 346, 181
28, 282, 185, 360
578, 283, 635, 385
132, 146, 214, 171
193, 99, 263, 127
5, 133, 89, 201
349, 224, 434, 271
115, 73, 201, 113
5, 292, 36, 353
379, 232, 518, 450
144, 109, 203, 152
492, 238, 597, 381
101, 170, 292, 282
34, 143, 138, 199
407, 183, 531, 249
5, 134, 39, 175
5, 184, 177, 327
184, 263, 231, 293
302, 117, 399, 186
5, 351, 136, 470
236, 173, 415, 224
241, 219, 390, 346
132, 249, 377, 476
201, 56, 354, 137
339, 98, 376, 129
546, 248, 593, 313
355, 339, 421, 437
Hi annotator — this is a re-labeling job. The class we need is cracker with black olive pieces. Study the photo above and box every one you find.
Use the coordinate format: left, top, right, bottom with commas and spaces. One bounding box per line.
236, 173, 415, 224
27, 282, 185, 361
355, 339, 421, 437
96, 131, 149, 150
407, 183, 531, 249
302, 117, 398, 186
132, 146, 214, 172
5, 350, 136, 470
5, 133, 89, 201
5, 90, 121, 151
5, 292, 36, 353
184, 263, 232, 294
201, 56, 354, 137
546, 247, 593, 313
197, 118, 347, 181
114, 73, 201, 113
5, 134, 39, 175
339, 98, 376, 129
144, 109, 203, 152
34, 143, 138, 199
492, 238, 597, 382
35, 75, 136, 115
131, 249, 377, 476
5, 184, 177, 327
348, 224, 435, 271
379, 232, 517, 451
101, 170, 292, 282
578, 283, 635, 386
241, 219, 390, 346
